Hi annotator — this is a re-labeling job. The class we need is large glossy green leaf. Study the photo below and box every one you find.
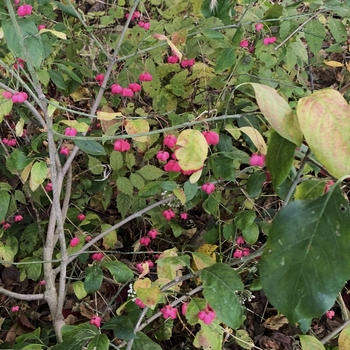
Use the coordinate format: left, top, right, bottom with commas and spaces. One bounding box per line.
74, 140, 106, 156
299, 335, 325, 350
297, 89, 350, 179
249, 83, 303, 146
84, 266, 103, 293
133, 332, 162, 350
87, 334, 109, 350
260, 185, 350, 331
102, 316, 135, 340
201, 263, 245, 329
266, 130, 296, 188
101, 261, 133, 283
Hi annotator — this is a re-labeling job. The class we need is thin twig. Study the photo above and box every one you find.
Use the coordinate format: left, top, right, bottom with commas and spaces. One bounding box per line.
320, 318, 350, 344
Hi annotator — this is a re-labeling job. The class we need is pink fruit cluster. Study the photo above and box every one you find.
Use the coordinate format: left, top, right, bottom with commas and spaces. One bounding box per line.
198, 305, 216, 324
138, 21, 150, 30
160, 305, 177, 319
70, 237, 80, 247
11, 306, 20, 312
2, 138, 17, 147
134, 298, 146, 308
3, 91, 28, 103
167, 55, 179, 64
92, 252, 104, 261
249, 153, 265, 167
233, 247, 250, 258
38, 24, 45, 30
77, 213, 85, 221
2, 221, 11, 230
60, 147, 69, 156
14, 58, 25, 69
255, 23, 264, 31
136, 260, 154, 274
125, 11, 150, 30
181, 58, 195, 68
17, 4, 32, 17
14, 215, 23, 222
64, 127, 78, 137
95, 74, 104, 86
263, 37, 277, 45
201, 182, 215, 195
325, 310, 335, 319
90, 315, 101, 327
114, 139, 130, 152
163, 208, 176, 221
109, 73, 151, 97
139, 228, 159, 247
202, 130, 219, 145
45, 182, 53, 191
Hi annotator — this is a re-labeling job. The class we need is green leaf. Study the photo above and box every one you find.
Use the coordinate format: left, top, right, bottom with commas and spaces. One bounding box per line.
84, 265, 103, 293
175, 130, 208, 171
0, 95, 13, 121
242, 223, 259, 245
6, 150, 32, 173
203, 191, 221, 216
260, 185, 350, 331
72, 281, 87, 300
183, 181, 198, 202
202, 29, 225, 39
61, 323, 98, 342
234, 210, 256, 231
75, 140, 106, 156
246, 172, 266, 198
201, 263, 245, 329
102, 316, 136, 340
209, 156, 236, 181
129, 173, 145, 190
54, 63, 82, 84
116, 192, 133, 218
194, 323, 223, 350
137, 165, 165, 180
297, 89, 350, 179
87, 334, 109, 350
30, 161, 47, 191
304, 20, 326, 56
101, 261, 133, 283
223, 222, 235, 240
0, 243, 15, 267
0, 191, 10, 222
116, 177, 134, 196
249, 83, 303, 146
235, 330, 254, 350
88, 156, 104, 175
48, 70, 66, 90
266, 130, 296, 188
138, 181, 162, 197
110, 151, 124, 171
328, 18, 347, 44
132, 332, 162, 350
169, 220, 183, 238
295, 180, 326, 200
18, 256, 42, 280
299, 335, 325, 350
20, 223, 39, 256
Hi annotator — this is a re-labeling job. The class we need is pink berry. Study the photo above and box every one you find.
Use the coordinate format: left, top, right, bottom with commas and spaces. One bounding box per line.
164, 160, 182, 172
135, 298, 146, 308
240, 39, 249, 48
181, 302, 188, 316
138, 21, 145, 28
92, 252, 104, 261
236, 237, 245, 245
180, 213, 188, 220
156, 150, 170, 162
202, 131, 219, 145
201, 183, 215, 195
128, 83, 141, 92
132, 11, 141, 19
167, 55, 179, 64
198, 305, 216, 325
181, 60, 189, 68
233, 249, 243, 258
122, 88, 134, 97
2, 222, 11, 230
114, 139, 130, 152
147, 228, 159, 239
255, 23, 264, 31
45, 182, 53, 191
11, 306, 20, 312
39, 280, 46, 285
140, 236, 151, 246
163, 135, 177, 148
70, 237, 80, 247
242, 247, 250, 256
17, 4, 32, 16
7, 139, 17, 147
324, 180, 335, 193
77, 213, 85, 221
326, 310, 335, 319
90, 315, 101, 327
38, 25, 45, 30
160, 305, 177, 319
64, 127, 78, 137
14, 215, 23, 223
111, 84, 123, 95
143, 22, 150, 30
95, 74, 105, 85
163, 208, 176, 221
139, 72, 152, 81
60, 147, 69, 156
2, 91, 12, 99
85, 235, 92, 242
249, 153, 265, 167
14, 58, 25, 70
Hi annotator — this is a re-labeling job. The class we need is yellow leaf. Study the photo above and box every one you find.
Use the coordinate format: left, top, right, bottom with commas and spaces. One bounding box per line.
124, 119, 150, 143
15, 118, 25, 137
134, 278, 151, 291
225, 124, 241, 139
189, 168, 202, 184
40, 29, 67, 39
70, 87, 92, 102
153, 33, 183, 61
323, 60, 344, 67
97, 110, 123, 121
137, 285, 163, 309
346, 62, 350, 73
238, 126, 267, 154
339, 324, 350, 350
173, 188, 186, 205
175, 130, 208, 171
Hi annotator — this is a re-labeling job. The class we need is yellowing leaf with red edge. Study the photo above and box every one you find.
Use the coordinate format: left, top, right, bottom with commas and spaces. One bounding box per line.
194, 324, 222, 350
297, 89, 350, 179
238, 126, 267, 154
173, 188, 186, 205
157, 248, 182, 283
124, 119, 150, 143
249, 83, 303, 146
323, 60, 343, 67
97, 111, 123, 121
134, 278, 151, 290
39, 28, 67, 39
153, 33, 183, 61
175, 130, 208, 171
171, 28, 188, 47
339, 324, 350, 350
137, 262, 150, 279
137, 285, 163, 309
